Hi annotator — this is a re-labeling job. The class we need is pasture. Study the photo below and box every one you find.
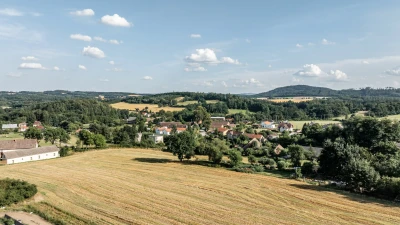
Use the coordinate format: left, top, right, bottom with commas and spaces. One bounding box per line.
227, 109, 250, 115
1, 148, 399, 224
176, 100, 219, 106
268, 98, 314, 103
290, 120, 340, 129
110, 102, 185, 112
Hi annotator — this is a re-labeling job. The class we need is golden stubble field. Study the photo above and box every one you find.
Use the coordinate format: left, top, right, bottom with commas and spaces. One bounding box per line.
1, 148, 400, 224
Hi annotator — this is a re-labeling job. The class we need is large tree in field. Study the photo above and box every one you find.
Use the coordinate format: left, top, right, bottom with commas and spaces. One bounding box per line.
44, 128, 70, 147
165, 131, 196, 161
287, 145, 305, 167
194, 106, 211, 130
24, 127, 43, 144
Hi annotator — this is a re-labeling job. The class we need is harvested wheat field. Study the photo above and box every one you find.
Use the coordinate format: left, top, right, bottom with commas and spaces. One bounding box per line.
111, 102, 185, 112
1, 149, 400, 224
268, 98, 314, 103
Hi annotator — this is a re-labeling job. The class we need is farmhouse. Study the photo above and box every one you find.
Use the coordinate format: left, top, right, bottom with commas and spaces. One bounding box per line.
1, 124, 18, 130
278, 122, 294, 132
210, 117, 226, 121
150, 134, 164, 143
261, 121, 276, 129
243, 133, 266, 143
0, 139, 59, 165
210, 121, 230, 129
18, 122, 28, 132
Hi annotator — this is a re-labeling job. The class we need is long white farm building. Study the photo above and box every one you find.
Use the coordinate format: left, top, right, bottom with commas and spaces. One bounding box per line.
0, 139, 59, 165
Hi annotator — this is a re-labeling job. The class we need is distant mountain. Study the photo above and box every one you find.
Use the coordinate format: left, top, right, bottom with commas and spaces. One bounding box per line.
255, 85, 338, 97
254, 85, 400, 98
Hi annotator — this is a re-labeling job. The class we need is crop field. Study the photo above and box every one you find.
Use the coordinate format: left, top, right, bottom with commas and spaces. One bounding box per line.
176, 100, 219, 106
268, 98, 314, 103
1, 148, 399, 224
110, 102, 185, 112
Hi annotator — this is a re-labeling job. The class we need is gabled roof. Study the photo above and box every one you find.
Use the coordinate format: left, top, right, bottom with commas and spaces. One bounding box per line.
243, 133, 264, 139
278, 122, 293, 128
261, 121, 273, 125
2, 146, 59, 159
0, 139, 37, 150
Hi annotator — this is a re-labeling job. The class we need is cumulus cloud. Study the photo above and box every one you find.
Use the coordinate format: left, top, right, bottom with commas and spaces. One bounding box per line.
99, 78, 109, 82
296, 43, 303, 48
109, 39, 121, 45
94, 36, 107, 42
362, 60, 369, 64
109, 61, 115, 65
142, 76, 153, 80
185, 48, 241, 65
203, 81, 213, 86
0, 8, 23, 16
233, 78, 263, 87
53, 66, 60, 71
220, 57, 241, 65
70, 34, 92, 42
385, 66, 400, 76
321, 38, 335, 45
268, 64, 272, 68
184, 67, 207, 72
221, 81, 228, 87
293, 64, 324, 77
101, 14, 131, 27
308, 42, 315, 46
190, 34, 201, 38
70, 9, 95, 16
330, 70, 348, 81
31, 12, 42, 17
18, 63, 45, 69
292, 77, 302, 83
107, 68, 123, 72
245, 39, 251, 43
7, 72, 22, 77
21, 56, 38, 61
78, 65, 87, 70
82, 46, 105, 59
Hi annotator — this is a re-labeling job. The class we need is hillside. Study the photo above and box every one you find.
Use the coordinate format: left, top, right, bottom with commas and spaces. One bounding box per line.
1, 148, 399, 224
255, 85, 400, 98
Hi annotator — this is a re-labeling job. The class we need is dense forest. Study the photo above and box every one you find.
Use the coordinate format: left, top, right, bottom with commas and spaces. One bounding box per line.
255, 85, 400, 98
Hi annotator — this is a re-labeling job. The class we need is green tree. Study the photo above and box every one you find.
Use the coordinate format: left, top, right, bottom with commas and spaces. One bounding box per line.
194, 106, 211, 130
165, 131, 196, 161
93, 134, 107, 149
248, 155, 257, 165
23, 127, 43, 144
287, 145, 305, 167
228, 149, 243, 167
78, 130, 94, 148
342, 159, 380, 191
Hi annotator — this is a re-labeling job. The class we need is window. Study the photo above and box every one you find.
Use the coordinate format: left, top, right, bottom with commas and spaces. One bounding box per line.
12, 160, 14, 164
22, 158, 23, 160
38, 155, 40, 159
54, 153, 56, 156
30, 157, 33, 160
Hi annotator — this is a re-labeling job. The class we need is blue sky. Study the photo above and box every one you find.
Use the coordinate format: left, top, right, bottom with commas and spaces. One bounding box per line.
1, 0, 400, 93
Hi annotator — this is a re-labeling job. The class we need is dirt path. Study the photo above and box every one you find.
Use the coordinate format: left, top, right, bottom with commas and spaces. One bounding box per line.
0, 211, 51, 225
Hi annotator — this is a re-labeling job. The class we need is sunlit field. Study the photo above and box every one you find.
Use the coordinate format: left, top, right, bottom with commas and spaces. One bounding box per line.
110, 102, 185, 112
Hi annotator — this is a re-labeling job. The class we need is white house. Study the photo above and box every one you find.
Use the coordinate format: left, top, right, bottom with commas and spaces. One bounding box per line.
150, 134, 164, 143
155, 127, 171, 135
0, 146, 59, 165
1, 124, 18, 130
261, 121, 276, 129
278, 122, 294, 132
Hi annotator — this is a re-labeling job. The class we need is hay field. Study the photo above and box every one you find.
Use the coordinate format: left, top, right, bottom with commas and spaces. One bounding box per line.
176, 100, 219, 106
111, 102, 185, 112
1, 148, 400, 224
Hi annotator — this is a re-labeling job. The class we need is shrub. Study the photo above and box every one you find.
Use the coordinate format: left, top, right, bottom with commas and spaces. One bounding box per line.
277, 160, 288, 170
375, 177, 400, 200
228, 150, 243, 167
0, 178, 37, 206
301, 161, 316, 175
252, 164, 264, 172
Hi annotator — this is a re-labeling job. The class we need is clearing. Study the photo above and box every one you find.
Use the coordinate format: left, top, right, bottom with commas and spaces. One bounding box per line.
227, 109, 251, 115
110, 102, 185, 112
0, 148, 399, 224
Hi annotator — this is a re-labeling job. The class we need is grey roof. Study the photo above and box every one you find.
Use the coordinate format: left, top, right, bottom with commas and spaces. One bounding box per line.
0, 139, 37, 150
301, 146, 323, 157
2, 146, 59, 159
2, 124, 18, 129
127, 117, 137, 121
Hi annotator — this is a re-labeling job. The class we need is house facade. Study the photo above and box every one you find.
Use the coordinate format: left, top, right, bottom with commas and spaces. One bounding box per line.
1, 146, 59, 165
1, 124, 18, 130
278, 122, 294, 132
261, 121, 276, 129
150, 134, 164, 143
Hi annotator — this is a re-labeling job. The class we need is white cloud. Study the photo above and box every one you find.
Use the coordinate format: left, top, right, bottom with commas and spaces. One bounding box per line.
143, 76, 153, 80
220, 57, 241, 65
362, 60, 369, 64
21, 56, 38, 61
7, 72, 22, 77
185, 48, 241, 65
184, 67, 207, 72
18, 63, 45, 69
385, 66, 400, 76
203, 81, 213, 86
293, 64, 324, 77
70, 34, 92, 42
221, 81, 228, 87
109, 39, 121, 45
190, 34, 201, 38
296, 43, 303, 48
268, 64, 272, 68
0, 23, 43, 43
330, 70, 348, 81
94, 36, 107, 42
186, 62, 200, 67
53, 66, 60, 71
292, 77, 302, 83
109, 61, 115, 65
99, 78, 109, 82
308, 42, 315, 46
82, 46, 105, 59
321, 38, 335, 45
0, 8, 23, 16
107, 68, 123, 72
185, 48, 218, 63
101, 14, 131, 27
78, 65, 87, 70
70, 9, 95, 16
245, 39, 251, 43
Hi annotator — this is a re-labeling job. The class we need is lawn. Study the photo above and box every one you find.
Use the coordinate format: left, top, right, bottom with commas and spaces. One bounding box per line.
227, 109, 250, 115
1, 148, 399, 224
290, 120, 339, 129
110, 102, 185, 112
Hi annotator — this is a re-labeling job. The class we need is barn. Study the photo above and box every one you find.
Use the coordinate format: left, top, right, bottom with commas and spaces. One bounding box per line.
0, 139, 59, 165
